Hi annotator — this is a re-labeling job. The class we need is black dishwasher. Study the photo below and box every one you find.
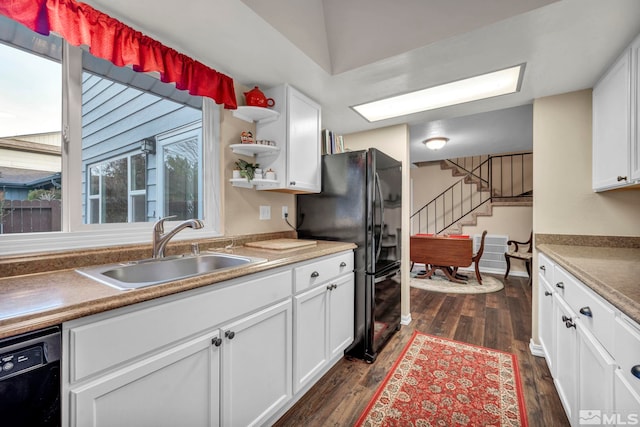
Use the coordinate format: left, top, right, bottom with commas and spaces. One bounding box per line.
0, 326, 61, 427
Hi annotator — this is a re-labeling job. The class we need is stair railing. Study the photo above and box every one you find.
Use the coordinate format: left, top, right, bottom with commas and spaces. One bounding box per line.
411, 152, 532, 235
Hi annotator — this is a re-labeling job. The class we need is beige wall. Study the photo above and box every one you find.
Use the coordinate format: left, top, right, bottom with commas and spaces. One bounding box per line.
531, 89, 640, 342
343, 125, 412, 323
533, 89, 640, 236
221, 84, 295, 236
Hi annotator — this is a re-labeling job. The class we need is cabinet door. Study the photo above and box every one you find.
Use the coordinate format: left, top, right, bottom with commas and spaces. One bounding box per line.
328, 274, 355, 359
71, 333, 219, 427
293, 284, 329, 393
220, 300, 292, 427
614, 369, 640, 424
287, 87, 321, 193
593, 49, 631, 191
553, 295, 578, 424
632, 35, 640, 182
577, 326, 615, 420
538, 276, 555, 376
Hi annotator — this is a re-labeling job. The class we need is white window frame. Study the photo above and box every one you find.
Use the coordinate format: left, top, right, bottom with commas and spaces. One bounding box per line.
0, 41, 222, 255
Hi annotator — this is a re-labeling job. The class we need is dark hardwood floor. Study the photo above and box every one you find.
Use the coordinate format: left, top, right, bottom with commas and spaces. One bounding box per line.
274, 274, 570, 427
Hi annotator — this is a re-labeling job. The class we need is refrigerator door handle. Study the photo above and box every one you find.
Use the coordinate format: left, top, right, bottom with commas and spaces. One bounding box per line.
375, 172, 385, 261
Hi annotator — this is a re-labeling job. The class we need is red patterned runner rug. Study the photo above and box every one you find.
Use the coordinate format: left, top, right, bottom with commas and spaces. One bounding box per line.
355, 331, 528, 426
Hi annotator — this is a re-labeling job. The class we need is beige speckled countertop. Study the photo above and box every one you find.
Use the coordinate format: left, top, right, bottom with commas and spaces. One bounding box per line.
0, 239, 356, 339
536, 238, 640, 325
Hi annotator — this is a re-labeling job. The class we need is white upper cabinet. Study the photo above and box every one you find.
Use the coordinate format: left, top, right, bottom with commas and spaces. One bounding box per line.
255, 84, 322, 194
593, 33, 640, 191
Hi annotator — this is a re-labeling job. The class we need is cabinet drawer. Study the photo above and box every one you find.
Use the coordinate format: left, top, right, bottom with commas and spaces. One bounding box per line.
294, 252, 353, 293
556, 268, 615, 352
613, 316, 640, 397
67, 270, 292, 383
538, 253, 555, 284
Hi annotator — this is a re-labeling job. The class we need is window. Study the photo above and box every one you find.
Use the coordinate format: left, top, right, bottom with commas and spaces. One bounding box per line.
0, 15, 221, 254
88, 152, 147, 224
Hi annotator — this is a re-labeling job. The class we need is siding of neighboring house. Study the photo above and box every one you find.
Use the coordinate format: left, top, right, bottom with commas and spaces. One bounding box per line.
81, 72, 201, 222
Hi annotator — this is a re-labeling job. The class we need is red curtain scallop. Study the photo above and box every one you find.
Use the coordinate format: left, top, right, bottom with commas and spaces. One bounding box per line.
0, 0, 237, 109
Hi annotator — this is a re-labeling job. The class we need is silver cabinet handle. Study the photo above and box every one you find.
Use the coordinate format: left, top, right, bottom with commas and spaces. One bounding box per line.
579, 307, 593, 318
340, 261, 347, 267
539, 265, 546, 271
556, 282, 564, 289
311, 271, 319, 278
617, 176, 628, 182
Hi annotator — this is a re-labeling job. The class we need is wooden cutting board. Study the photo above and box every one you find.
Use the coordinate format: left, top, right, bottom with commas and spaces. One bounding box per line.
245, 238, 317, 251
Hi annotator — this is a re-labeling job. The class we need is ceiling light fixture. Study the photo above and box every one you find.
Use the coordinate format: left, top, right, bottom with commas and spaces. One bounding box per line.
351, 64, 525, 122
423, 137, 449, 150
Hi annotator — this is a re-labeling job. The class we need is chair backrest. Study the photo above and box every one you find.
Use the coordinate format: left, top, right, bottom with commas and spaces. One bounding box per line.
525, 231, 533, 253
473, 230, 488, 262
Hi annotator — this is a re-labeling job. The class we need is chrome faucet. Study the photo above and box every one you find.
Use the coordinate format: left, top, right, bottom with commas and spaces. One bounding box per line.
152, 216, 205, 258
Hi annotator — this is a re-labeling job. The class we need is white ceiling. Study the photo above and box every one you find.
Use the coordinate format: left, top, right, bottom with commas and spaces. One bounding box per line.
83, 0, 640, 162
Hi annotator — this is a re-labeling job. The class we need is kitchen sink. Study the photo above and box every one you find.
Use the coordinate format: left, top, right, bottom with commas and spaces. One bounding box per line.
76, 252, 267, 290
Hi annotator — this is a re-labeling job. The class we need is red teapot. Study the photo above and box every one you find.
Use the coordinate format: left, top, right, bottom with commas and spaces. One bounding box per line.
244, 86, 275, 108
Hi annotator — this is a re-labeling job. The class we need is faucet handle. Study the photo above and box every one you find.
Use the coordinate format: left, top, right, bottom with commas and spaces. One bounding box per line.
154, 215, 177, 232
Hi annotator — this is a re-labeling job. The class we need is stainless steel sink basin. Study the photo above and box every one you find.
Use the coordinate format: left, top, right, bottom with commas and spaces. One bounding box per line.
77, 252, 267, 290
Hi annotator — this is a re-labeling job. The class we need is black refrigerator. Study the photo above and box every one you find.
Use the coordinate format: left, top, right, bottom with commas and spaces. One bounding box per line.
296, 148, 402, 362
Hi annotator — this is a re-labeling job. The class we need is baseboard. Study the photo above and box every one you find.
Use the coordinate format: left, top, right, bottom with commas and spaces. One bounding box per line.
529, 338, 545, 357
401, 314, 412, 325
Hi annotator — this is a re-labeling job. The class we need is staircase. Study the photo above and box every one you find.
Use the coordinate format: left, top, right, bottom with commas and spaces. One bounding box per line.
411, 153, 532, 235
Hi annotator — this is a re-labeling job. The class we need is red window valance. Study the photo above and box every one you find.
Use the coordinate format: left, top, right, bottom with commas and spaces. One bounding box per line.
0, 0, 237, 109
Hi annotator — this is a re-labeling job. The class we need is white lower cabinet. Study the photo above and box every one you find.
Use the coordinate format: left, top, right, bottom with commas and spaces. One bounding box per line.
293, 273, 354, 393
63, 250, 354, 427
72, 332, 220, 427
537, 260, 556, 376
220, 300, 292, 427
538, 252, 640, 427
576, 325, 615, 419
553, 295, 578, 422
614, 370, 640, 423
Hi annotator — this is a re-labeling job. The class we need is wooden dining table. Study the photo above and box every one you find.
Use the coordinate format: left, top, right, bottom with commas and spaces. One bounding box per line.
410, 234, 474, 284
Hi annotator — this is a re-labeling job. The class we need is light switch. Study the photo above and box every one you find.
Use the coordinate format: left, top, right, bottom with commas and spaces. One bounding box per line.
259, 205, 271, 220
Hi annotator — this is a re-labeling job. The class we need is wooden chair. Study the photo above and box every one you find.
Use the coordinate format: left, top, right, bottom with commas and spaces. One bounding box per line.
504, 231, 533, 285
450, 230, 486, 284
472, 230, 487, 284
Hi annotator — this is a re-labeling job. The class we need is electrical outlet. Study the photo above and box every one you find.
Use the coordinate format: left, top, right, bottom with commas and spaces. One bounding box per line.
259, 205, 271, 220
282, 206, 288, 219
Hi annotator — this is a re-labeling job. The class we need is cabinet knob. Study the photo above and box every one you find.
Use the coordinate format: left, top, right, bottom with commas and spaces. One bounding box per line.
332, 284, 337, 290
539, 265, 546, 271
544, 291, 552, 296
561, 315, 572, 323
326, 284, 333, 291
212, 337, 222, 347
290, 181, 296, 186
311, 271, 320, 278
225, 330, 235, 340
565, 320, 576, 329
556, 282, 564, 289
579, 307, 593, 318
340, 262, 347, 267
631, 365, 640, 380
617, 175, 628, 182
